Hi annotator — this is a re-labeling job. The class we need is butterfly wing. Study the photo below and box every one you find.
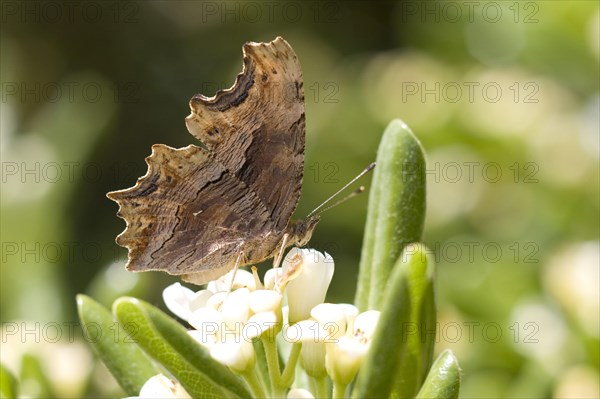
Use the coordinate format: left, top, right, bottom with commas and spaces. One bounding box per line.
186, 36, 305, 233
107, 37, 305, 283
107, 144, 271, 280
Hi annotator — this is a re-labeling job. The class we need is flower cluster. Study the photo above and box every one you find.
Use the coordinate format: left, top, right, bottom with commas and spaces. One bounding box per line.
125, 374, 191, 399
150, 248, 380, 398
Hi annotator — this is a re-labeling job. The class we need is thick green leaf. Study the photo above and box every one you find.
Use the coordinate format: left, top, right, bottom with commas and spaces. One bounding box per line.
113, 297, 251, 399
351, 248, 411, 398
137, 300, 253, 398
355, 119, 426, 311
76, 294, 161, 396
416, 350, 461, 399
390, 244, 436, 398
1, 363, 18, 399
352, 244, 434, 399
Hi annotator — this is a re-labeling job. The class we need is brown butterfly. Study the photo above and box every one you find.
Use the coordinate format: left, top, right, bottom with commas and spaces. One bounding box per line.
107, 37, 320, 285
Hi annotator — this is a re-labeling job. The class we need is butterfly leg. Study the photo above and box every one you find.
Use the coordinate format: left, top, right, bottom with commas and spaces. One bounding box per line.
271, 233, 290, 292
272, 233, 289, 270
227, 248, 245, 293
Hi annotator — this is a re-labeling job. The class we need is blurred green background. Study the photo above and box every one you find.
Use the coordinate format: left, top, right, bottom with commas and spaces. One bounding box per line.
1, 1, 598, 398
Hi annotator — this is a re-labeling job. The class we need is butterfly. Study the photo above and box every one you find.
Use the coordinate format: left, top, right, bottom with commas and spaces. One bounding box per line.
107, 37, 320, 285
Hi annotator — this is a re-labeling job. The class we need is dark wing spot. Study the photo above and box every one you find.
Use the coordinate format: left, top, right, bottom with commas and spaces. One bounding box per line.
135, 182, 158, 197
207, 127, 220, 137
295, 81, 301, 96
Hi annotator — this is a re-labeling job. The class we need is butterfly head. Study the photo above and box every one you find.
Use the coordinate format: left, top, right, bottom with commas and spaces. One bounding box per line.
289, 215, 321, 247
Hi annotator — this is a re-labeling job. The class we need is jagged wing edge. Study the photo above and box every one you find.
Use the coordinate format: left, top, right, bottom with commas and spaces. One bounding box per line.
106, 143, 199, 268
187, 36, 288, 106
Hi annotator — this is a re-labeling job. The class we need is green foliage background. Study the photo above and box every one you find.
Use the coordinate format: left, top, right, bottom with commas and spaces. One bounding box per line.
1, 1, 598, 398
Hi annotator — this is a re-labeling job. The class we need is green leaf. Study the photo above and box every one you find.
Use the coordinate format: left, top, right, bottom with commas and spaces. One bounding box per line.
351, 244, 434, 399
76, 294, 161, 396
113, 297, 252, 399
355, 119, 426, 311
136, 299, 253, 399
19, 353, 54, 398
416, 350, 461, 399
351, 248, 411, 398
390, 244, 436, 398
1, 363, 18, 399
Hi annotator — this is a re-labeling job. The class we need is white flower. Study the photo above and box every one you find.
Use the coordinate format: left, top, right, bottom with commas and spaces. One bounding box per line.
283, 303, 379, 384
161, 248, 336, 378
311, 303, 349, 340
325, 309, 380, 385
220, 288, 251, 330
283, 248, 334, 323
326, 336, 369, 385
123, 374, 191, 398
210, 339, 256, 374
162, 283, 212, 322
283, 319, 330, 378
207, 269, 256, 292
245, 289, 283, 339
187, 288, 256, 373
182, 284, 283, 373
188, 307, 222, 348
287, 388, 315, 398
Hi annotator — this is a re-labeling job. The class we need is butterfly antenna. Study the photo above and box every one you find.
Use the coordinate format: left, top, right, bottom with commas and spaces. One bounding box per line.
307, 162, 376, 217
314, 186, 365, 215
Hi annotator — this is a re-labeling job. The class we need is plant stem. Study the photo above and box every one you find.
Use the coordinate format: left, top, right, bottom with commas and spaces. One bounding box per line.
281, 343, 302, 386
262, 337, 286, 397
309, 376, 317, 396
332, 381, 347, 398
315, 376, 328, 398
242, 368, 267, 399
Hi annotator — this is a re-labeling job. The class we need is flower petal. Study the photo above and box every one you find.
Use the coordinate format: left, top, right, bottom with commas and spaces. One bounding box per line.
354, 310, 381, 339
245, 311, 278, 339
210, 339, 255, 373
301, 340, 327, 378
188, 307, 222, 335
249, 290, 282, 313
264, 267, 284, 290
137, 374, 191, 398
162, 283, 196, 321
206, 291, 228, 310
188, 290, 214, 312
208, 269, 256, 292
311, 303, 347, 340
287, 388, 315, 398
325, 336, 368, 385
220, 288, 251, 329
283, 320, 330, 344
284, 248, 334, 323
